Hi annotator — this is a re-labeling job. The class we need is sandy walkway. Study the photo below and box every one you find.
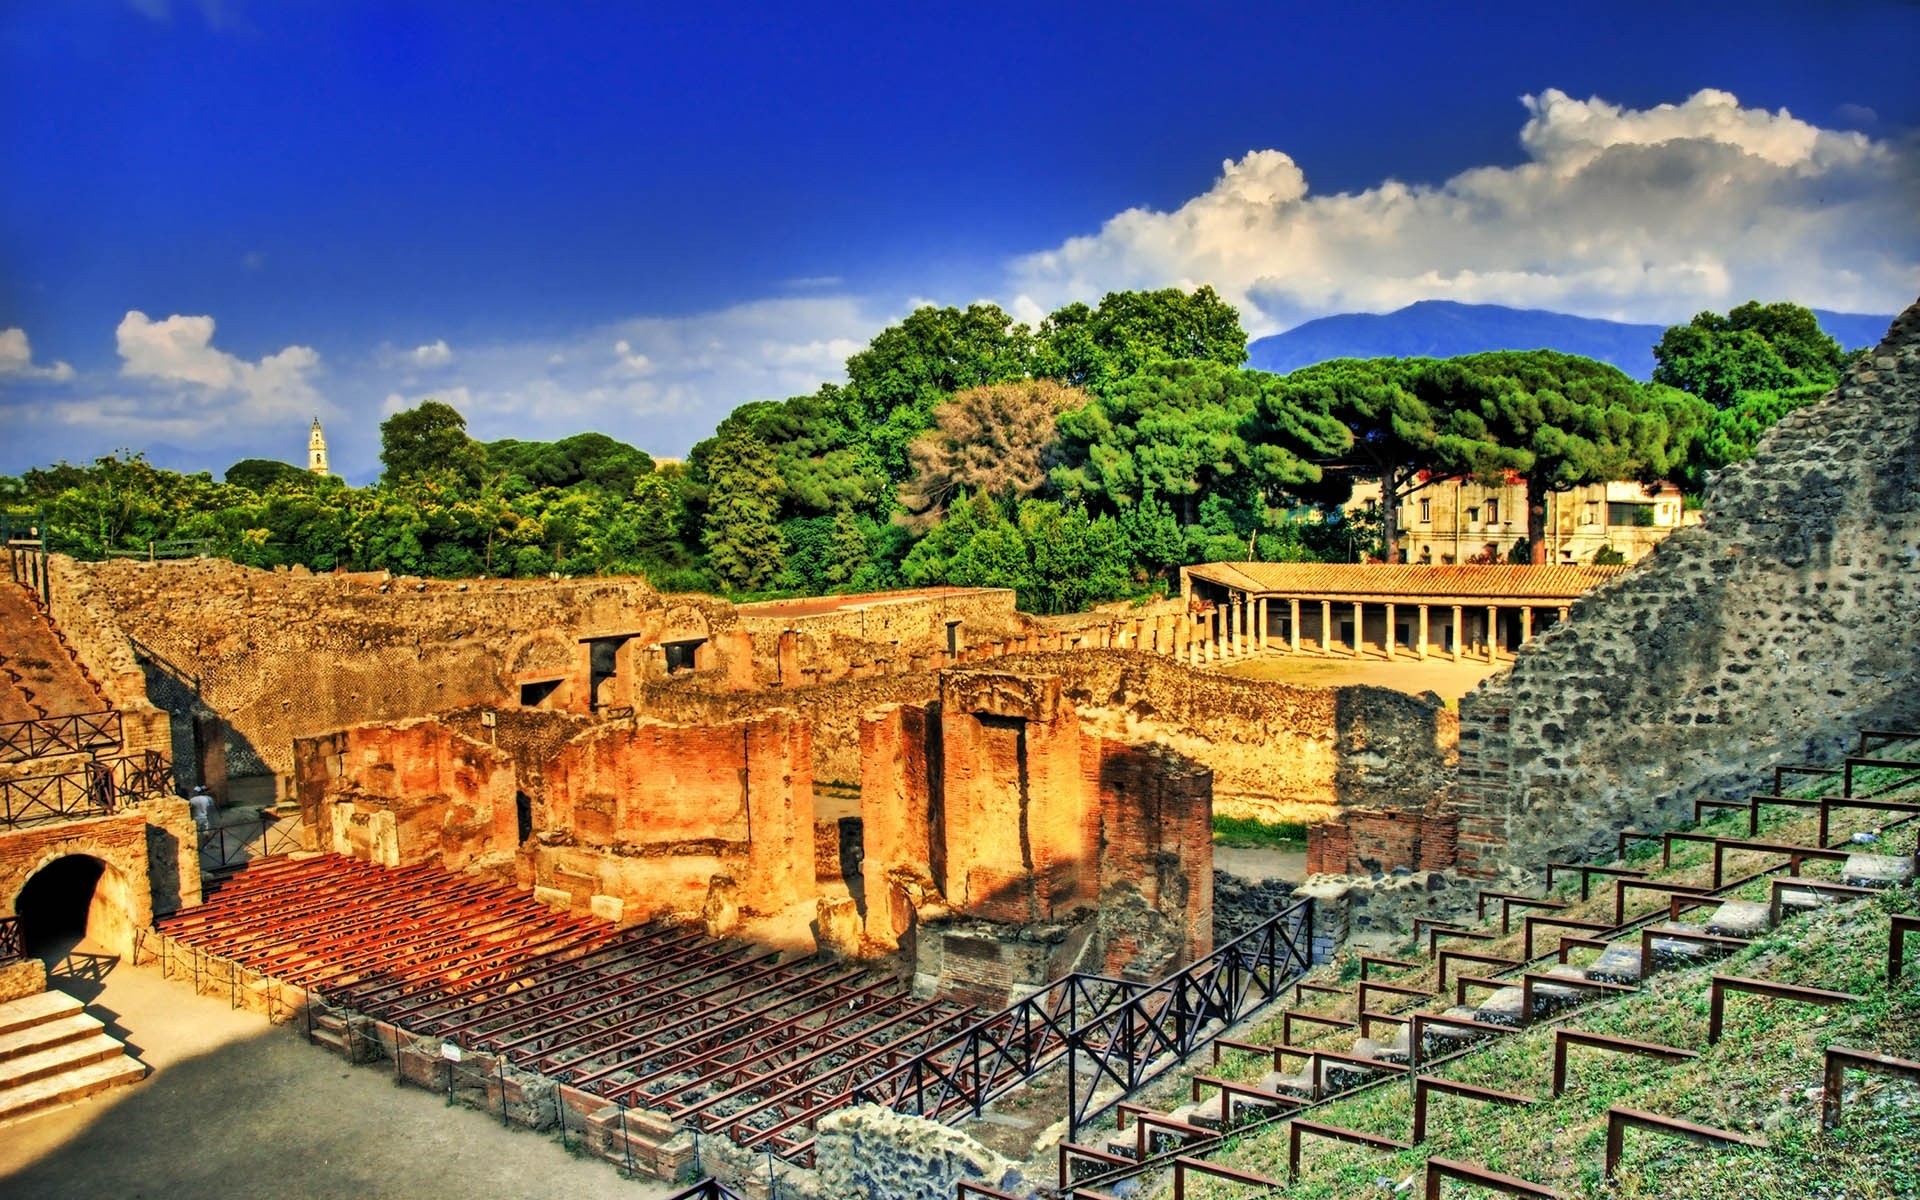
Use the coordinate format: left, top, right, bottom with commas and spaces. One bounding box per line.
1215, 651, 1509, 703
0, 944, 674, 1200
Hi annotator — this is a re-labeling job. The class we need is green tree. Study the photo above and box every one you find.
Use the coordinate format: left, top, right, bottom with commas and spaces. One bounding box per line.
1036, 286, 1248, 394
1652, 301, 1846, 409
1426, 351, 1706, 564
224, 458, 313, 492
482, 432, 654, 495
700, 431, 785, 591
380, 400, 488, 490
1271, 358, 1444, 563
1051, 359, 1347, 527
843, 304, 1035, 481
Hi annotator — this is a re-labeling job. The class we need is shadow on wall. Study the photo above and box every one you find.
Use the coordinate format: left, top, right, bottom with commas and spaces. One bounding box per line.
138, 661, 269, 803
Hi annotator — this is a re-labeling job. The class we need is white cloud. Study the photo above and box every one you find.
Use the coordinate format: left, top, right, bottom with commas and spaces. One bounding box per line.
1010, 87, 1920, 333
0, 328, 75, 382
116, 310, 324, 420
370, 297, 884, 459
409, 338, 453, 367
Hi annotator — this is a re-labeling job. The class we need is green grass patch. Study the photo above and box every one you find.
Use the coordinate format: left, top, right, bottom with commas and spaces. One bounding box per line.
1212, 815, 1308, 849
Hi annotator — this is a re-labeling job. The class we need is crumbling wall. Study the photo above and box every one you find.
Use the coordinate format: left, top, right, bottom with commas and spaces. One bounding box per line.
48, 557, 741, 782
1008, 650, 1454, 818
1453, 303, 1920, 876
1307, 809, 1459, 877
867, 669, 1216, 991
537, 711, 815, 925
296, 718, 518, 873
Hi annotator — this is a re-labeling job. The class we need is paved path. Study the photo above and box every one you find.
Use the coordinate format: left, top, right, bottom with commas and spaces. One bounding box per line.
0, 945, 674, 1200
1212, 845, 1308, 883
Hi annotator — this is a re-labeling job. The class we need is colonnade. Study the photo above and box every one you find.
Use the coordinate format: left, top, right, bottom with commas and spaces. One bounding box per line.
1167, 592, 1572, 665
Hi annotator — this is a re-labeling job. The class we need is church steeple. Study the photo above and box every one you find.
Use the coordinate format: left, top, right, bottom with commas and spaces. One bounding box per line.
308, 416, 329, 475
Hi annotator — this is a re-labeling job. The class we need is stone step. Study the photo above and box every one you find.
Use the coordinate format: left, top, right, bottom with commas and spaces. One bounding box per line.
0, 1011, 104, 1063
1472, 987, 1526, 1027
0, 1053, 147, 1124
313, 1011, 347, 1035
1586, 944, 1644, 985
1705, 900, 1770, 938
1351, 1027, 1412, 1064
1776, 887, 1834, 916
308, 1027, 348, 1056
0, 1032, 126, 1091
0, 991, 85, 1040
1844, 853, 1916, 888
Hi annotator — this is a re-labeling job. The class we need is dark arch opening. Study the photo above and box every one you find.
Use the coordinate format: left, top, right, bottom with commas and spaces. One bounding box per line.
516, 791, 534, 845
15, 855, 106, 954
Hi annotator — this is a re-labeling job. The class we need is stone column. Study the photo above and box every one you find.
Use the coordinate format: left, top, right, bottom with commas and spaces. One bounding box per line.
1417, 604, 1430, 660
1486, 605, 1499, 663
1256, 597, 1268, 650
1520, 605, 1533, 645
1351, 601, 1364, 657
1227, 595, 1240, 659
1289, 599, 1301, 654
1384, 602, 1397, 659
1320, 600, 1332, 654
1559, 605, 1570, 624
1451, 605, 1463, 661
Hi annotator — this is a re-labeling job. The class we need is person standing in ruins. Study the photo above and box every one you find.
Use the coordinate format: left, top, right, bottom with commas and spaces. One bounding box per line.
188, 784, 213, 832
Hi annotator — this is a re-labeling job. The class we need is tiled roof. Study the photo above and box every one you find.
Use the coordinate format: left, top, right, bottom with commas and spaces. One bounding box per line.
1186, 562, 1627, 602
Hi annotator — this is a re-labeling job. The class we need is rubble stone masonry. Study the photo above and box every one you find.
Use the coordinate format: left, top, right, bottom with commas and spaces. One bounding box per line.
1453, 300, 1920, 876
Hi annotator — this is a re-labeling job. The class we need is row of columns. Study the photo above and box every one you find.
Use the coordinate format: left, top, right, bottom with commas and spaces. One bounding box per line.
1178, 593, 1572, 664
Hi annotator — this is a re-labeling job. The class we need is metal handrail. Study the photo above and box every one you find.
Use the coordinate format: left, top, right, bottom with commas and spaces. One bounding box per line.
0, 750, 172, 828
0, 708, 121, 763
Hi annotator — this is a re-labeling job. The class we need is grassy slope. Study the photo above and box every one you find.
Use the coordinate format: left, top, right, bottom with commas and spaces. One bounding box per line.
1130, 749, 1920, 1199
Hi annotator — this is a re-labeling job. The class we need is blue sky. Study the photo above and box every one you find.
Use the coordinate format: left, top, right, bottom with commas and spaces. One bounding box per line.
3, 1, 1917, 481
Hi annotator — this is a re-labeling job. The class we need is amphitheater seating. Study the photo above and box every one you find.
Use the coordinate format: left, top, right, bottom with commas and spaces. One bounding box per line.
1053, 726, 1920, 1198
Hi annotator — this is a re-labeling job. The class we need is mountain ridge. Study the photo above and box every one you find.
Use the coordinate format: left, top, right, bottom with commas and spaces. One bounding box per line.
1245, 300, 1897, 380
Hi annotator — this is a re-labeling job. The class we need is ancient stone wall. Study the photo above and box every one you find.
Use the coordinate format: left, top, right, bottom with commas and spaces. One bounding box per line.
49, 557, 740, 787
1452, 303, 1920, 876
296, 719, 518, 873
1009, 650, 1453, 818
293, 709, 818, 929
1306, 809, 1459, 876
0, 812, 159, 959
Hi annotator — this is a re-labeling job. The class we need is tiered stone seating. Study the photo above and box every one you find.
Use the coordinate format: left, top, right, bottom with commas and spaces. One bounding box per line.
1056, 727, 1920, 1198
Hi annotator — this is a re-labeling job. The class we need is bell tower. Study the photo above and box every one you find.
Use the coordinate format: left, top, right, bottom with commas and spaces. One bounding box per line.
308, 416, 329, 475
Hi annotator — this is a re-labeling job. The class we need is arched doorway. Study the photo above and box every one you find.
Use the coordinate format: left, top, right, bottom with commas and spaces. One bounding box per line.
13, 854, 137, 963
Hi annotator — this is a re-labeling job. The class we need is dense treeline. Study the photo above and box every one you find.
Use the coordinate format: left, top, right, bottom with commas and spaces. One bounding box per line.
0, 296, 1856, 613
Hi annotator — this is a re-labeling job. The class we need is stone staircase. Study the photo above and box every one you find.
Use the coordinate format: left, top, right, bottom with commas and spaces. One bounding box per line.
0, 580, 113, 724
0, 990, 146, 1125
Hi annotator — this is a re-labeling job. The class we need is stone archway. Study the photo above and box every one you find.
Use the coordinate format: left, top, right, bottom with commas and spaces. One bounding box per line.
12, 853, 139, 962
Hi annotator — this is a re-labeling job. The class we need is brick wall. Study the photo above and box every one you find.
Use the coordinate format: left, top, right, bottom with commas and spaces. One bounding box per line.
1307, 808, 1459, 876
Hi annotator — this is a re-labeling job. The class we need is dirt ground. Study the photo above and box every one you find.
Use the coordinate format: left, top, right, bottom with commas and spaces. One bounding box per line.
1214, 649, 1510, 703
0, 941, 675, 1200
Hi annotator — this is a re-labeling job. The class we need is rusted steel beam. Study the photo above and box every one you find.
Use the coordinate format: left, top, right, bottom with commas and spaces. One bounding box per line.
1823, 1045, 1920, 1129
1708, 974, 1860, 1044
1412, 1075, 1532, 1144
1288, 1118, 1409, 1181
1603, 1106, 1764, 1179
1552, 1029, 1697, 1096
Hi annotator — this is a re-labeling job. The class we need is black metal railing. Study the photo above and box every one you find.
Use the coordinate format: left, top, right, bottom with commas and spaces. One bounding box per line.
200, 812, 306, 873
0, 750, 172, 828
663, 1178, 749, 1200
0, 708, 121, 763
852, 898, 1314, 1140
0, 916, 21, 965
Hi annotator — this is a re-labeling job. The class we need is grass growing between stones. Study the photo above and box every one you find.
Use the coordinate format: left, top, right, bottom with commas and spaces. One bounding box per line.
1212, 815, 1309, 849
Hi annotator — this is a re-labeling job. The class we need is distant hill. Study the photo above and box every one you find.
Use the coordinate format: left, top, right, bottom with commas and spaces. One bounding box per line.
1245, 300, 1897, 380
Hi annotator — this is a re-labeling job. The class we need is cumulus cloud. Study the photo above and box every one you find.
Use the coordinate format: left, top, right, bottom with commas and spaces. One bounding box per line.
116, 310, 324, 420
409, 338, 453, 367
0, 328, 75, 382
373, 296, 883, 461
1010, 88, 1920, 333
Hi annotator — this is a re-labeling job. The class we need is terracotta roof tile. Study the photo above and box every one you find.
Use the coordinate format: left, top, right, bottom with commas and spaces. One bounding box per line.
1185, 562, 1626, 602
